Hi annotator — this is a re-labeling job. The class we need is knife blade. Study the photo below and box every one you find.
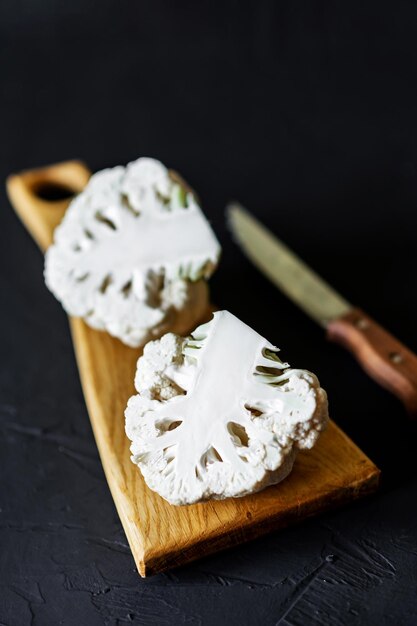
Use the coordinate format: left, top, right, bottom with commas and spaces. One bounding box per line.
228, 201, 417, 416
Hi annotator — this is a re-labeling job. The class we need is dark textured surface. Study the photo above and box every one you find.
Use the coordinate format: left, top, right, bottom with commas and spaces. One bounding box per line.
2, 2, 417, 624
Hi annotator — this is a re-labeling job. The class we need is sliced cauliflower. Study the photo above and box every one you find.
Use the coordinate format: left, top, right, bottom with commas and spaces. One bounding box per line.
125, 310, 328, 505
44, 157, 221, 347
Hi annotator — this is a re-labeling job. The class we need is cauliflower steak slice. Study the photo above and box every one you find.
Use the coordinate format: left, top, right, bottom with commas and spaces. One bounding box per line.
44, 158, 221, 347
125, 310, 329, 505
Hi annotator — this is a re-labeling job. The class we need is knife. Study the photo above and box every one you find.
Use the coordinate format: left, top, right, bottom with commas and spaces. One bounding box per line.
227, 202, 417, 416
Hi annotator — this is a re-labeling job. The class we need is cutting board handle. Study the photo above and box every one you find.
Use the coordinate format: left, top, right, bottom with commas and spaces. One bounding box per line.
328, 308, 417, 416
6, 160, 91, 252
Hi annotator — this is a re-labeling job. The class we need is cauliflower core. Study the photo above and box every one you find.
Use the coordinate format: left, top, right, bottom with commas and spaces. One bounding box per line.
125, 310, 329, 505
44, 158, 221, 347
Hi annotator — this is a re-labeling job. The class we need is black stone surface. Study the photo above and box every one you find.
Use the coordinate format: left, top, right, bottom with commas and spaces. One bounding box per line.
1, 2, 417, 624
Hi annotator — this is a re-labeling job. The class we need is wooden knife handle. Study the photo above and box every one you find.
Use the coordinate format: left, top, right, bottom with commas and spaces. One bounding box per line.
327, 308, 417, 416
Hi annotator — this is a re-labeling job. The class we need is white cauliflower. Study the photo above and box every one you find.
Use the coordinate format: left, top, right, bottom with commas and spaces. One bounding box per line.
44, 157, 221, 347
125, 310, 328, 505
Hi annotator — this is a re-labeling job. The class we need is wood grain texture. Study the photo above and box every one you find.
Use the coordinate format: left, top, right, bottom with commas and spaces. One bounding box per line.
328, 308, 417, 416
6, 161, 380, 577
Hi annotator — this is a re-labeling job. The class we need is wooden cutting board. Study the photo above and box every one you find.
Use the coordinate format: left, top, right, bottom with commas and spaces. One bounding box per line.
7, 160, 380, 577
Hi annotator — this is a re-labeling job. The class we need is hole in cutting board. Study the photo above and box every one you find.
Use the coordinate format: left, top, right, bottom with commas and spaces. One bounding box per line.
32, 180, 76, 202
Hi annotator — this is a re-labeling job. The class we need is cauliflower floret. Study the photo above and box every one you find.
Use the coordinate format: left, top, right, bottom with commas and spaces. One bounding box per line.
44, 157, 220, 347
125, 311, 329, 505
134, 333, 187, 401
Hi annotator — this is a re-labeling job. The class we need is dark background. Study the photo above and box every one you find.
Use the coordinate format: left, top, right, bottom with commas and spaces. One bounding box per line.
1, 1, 417, 624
